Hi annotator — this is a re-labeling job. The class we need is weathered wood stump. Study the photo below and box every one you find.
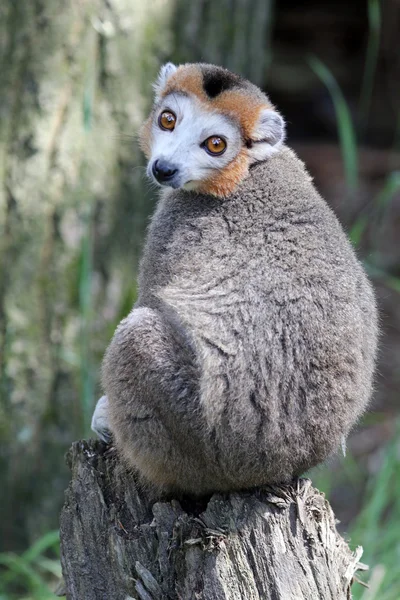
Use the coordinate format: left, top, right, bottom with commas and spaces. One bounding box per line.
60, 440, 366, 600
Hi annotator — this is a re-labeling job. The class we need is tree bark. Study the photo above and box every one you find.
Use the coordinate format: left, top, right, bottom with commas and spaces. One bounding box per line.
0, 0, 173, 550
60, 440, 366, 600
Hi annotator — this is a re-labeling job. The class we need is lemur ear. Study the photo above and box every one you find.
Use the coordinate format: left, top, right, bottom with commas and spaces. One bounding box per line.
153, 63, 178, 101
248, 108, 286, 162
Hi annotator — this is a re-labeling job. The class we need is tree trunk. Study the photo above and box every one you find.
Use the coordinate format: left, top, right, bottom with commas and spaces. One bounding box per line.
60, 440, 366, 600
0, 0, 173, 550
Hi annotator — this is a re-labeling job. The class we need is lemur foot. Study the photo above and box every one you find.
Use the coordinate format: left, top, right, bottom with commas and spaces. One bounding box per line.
91, 395, 112, 443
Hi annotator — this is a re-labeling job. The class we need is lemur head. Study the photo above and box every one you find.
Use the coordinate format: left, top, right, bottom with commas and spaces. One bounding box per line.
140, 63, 285, 198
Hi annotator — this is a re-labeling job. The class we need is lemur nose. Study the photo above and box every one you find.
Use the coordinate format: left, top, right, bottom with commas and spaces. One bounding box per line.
152, 159, 178, 183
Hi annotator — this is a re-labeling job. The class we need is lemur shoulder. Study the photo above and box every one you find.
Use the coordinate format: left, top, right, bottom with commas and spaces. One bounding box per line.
92, 62, 378, 495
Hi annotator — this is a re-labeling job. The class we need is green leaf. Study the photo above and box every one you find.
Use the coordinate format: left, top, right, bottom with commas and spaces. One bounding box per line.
308, 55, 359, 192
22, 531, 60, 563
0, 553, 50, 597
349, 214, 369, 246
35, 558, 62, 579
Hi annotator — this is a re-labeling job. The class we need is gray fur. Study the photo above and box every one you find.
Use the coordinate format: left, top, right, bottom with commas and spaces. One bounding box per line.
99, 144, 378, 495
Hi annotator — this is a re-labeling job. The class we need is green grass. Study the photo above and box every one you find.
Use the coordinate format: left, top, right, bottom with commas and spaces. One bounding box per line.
308, 55, 359, 192
309, 19, 400, 274
0, 531, 61, 599
313, 423, 400, 600
359, 0, 381, 135
308, 0, 382, 189
349, 170, 400, 249
350, 424, 400, 600
308, 28, 400, 597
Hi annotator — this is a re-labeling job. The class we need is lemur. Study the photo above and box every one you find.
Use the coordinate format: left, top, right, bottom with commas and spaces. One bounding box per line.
92, 63, 378, 495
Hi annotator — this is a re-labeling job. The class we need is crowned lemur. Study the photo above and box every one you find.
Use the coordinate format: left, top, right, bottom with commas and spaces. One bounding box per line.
92, 63, 378, 495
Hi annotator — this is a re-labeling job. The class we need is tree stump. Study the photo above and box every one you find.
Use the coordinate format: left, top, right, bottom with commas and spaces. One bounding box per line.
60, 440, 366, 600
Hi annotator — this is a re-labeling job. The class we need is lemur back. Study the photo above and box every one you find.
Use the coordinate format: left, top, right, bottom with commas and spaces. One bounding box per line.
93, 63, 378, 495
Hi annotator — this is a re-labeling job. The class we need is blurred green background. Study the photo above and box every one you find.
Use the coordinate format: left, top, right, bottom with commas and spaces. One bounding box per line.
0, 0, 399, 598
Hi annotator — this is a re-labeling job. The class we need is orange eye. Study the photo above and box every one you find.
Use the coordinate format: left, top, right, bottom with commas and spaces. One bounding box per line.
158, 111, 176, 131
203, 136, 227, 156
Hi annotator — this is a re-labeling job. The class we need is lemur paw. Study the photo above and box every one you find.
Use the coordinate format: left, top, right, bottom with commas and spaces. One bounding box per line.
91, 395, 112, 443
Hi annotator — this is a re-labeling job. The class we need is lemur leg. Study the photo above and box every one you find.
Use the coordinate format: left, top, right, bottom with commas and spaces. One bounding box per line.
91, 395, 112, 443
101, 306, 214, 491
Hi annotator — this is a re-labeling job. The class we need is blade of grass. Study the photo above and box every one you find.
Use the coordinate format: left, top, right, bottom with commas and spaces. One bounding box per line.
375, 171, 400, 211
35, 557, 62, 578
353, 437, 397, 547
308, 55, 359, 191
349, 170, 400, 248
364, 263, 400, 295
350, 420, 400, 600
359, 0, 381, 135
0, 531, 60, 598
384, 275, 400, 295
0, 553, 51, 597
22, 531, 60, 562
349, 214, 369, 246
360, 564, 386, 600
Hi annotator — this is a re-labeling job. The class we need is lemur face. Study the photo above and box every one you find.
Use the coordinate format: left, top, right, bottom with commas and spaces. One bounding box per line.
140, 63, 285, 198
145, 92, 242, 193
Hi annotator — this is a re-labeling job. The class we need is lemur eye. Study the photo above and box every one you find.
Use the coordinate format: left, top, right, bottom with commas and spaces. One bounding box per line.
203, 136, 227, 156
158, 111, 176, 131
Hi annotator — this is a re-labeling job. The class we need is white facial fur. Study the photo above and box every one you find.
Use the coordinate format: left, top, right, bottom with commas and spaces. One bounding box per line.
147, 92, 242, 191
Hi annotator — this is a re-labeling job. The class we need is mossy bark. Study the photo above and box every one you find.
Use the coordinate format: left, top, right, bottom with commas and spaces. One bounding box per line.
0, 0, 173, 550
